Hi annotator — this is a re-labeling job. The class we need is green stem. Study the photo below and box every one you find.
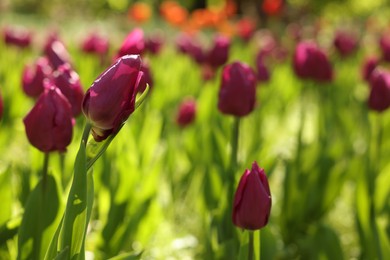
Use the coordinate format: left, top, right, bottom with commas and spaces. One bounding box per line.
42, 153, 50, 191
248, 231, 254, 260
258, 230, 261, 260
81, 123, 92, 147
229, 117, 240, 202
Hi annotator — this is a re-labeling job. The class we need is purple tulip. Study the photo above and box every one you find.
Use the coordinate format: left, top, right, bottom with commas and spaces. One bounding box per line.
22, 57, 53, 98
176, 98, 196, 127
379, 34, 390, 62
362, 56, 379, 82
206, 34, 230, 68
3, 26, 32, 48
117, 28, 146, 58
52, 63, 84, 117
218, 61, 257, 117
23, 84, 73, 152
232, 162, 272, 230
137, 60, 153, 94
44, 40, 71, 70
81, 32, 109, 56
333, 31, 358, 57
82, 55, 145, 141
256, 52, 270, 82
176, 33, 205, 64
368, 68, 390, 112
293, 41, 333, 82
145, 33, 164, 55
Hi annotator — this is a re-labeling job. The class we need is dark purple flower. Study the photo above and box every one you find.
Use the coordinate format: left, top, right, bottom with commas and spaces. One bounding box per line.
23, 84, 73, 152
362, 56, 379, 82
145, 33, 164, 54
117, 28, 146, 58
137, 60, 153, 94
206, 34, 230, 68
176, 33, 205, 64
176, 98, 196, 127
81, 32, 109, 56
368, 68, 390, 112
82, 55, 145, 141
44, 40, 71, 70
333, 31, 358, 57
3, 26, 32, 48
293, 41, 333, 82
52, 63, 84, 117
218, 61, 257, 117
232, 162, 272, 230
379, 34, 390, 62
256, 52, 270, 82
22, 57, 52, 98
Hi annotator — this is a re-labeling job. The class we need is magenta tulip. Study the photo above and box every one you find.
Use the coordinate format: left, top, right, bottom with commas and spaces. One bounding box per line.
22, 57, 52, 98
256, 53, 270, 82
3, 27, 32, 48
81, 33, 109, 56
137, 60, 153, 94
379, 34, 390, 62
333, 31, 358, 57
368, 68, 390, 112
218, 61, 257, 117
117, 28, 145, 58
44, 40, 71, 69
52, 63, 84, 117
82, 55, 145, 141
362, 56, 379, 82
232, 162, 271, 230
146, 33, 164, 54
207, 35, 230, 68
176, 33, 205, 64
176, 98, 196, 127
23, 83, 73, 152
293, 41, 333, 82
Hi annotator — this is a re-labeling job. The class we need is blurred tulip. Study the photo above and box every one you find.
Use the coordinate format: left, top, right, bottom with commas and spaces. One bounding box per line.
333, 31, 358, 57
256, 53, 270, 82
22, 57, 52, 98
262, 0, 283, 16
52, 63, 84, 117
176, 98, 196, 127
44, 40, 71, 69
218, 61, 257, 117
160, 1, 188, 26
117, 28, 146, 58
82, 55, 145, 141
3, 26, 32, 48
362, 56, 379, 82
128, 2, 152, 23
232, 162, 271, 230
379, 34, 390, 62
368, 68, 390, 112
236, 18, 256, 42
293, 41, 333, 82
23, 83, 73, 152
81, 32, 109, 56
145, 33, 164, 55
176, 33, 205, 64
137, 60, 153, 94
207, 34, 230, 68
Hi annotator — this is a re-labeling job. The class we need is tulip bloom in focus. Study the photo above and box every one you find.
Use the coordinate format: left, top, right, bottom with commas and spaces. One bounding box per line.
176, 98, 196, 127
22, 57, 52, 98
23, 83, 73, 152
52, 63, 84, 117
368, 68, 390, 112
293, 41, 333, 82
218, 61, 257, 117
232, 162, 271, 230
82, 55, 145, 141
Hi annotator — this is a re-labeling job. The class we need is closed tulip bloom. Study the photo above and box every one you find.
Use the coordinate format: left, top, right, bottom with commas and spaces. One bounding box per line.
176, 33, 205, 64
82, 55, 145, 141
379, 34, 390, 62
23, 83, 73, 152
137, 60, 153, 94
117, 28, 146, 57
362, 56, 379, 82
333, 31, 358, 57
52, 63, 84, 117
81, 33, 109, 56
44, 40, 71, 69
293, 41, 333, 82
256, 53, 270, 82
233, 162, 271, 230
3, 27, 32, 48
218, 61, 257, 117
22, 57, 52, 98
368, 69, 390, 112
146, 33, 164, 55
176, 98, 196, 127
207, 35, 230, 68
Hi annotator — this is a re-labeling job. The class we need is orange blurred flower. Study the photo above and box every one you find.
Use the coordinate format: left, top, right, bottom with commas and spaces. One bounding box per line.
160, 1, 188, 27
128, 2, 152, 23
262, 0, 283, 16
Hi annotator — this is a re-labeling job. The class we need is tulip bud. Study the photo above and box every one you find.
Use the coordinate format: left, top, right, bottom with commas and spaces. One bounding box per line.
232, 162, 271, 230
82, 54, 145, 141
368, 69, 390, 112
52, 63, 84, 117
81, 32, 109, 56
3, 26, 32, 48
176, 98, 196, 127
23, 83, 73, 152
44, 40, 71, 69
207, 35, 230, 68
137, 60, 153, 94
218, 61, 257, 117
256, 53, 270, 82
293, 41, 333, 82
22, 57, 52, 98
176, 33, 205, 64
145, 33, 164, 55
117, 28, 146, 58
362, 56, 379, 82
333, 31, 358, 57
379, 34, 390, 62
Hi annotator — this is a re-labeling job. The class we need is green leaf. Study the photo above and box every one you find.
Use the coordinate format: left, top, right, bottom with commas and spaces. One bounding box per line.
59, 142, 88, 260
44, 216, 64, 260
17, 174, 60, 260
107, 251, 142, 260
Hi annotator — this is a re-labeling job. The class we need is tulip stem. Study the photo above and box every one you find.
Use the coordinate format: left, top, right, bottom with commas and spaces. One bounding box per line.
42, 152, 50, 191
248, 231, 254, 260
230, 117, 240, 177
81, 123, 92, 147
